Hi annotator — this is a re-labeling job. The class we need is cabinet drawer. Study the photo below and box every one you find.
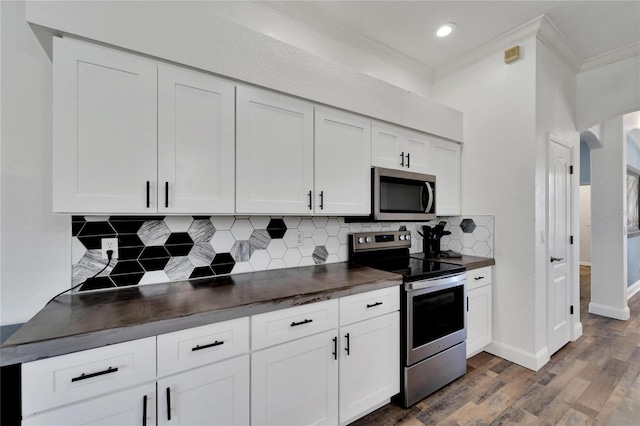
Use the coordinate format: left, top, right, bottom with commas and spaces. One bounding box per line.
22, 337, 156, 416
339, 287, 400, 326
251, 299, 339, 350
157, 317, 249, 377
467, 266, 492, 290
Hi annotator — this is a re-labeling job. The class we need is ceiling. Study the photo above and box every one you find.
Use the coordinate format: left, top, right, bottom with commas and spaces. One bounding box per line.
260, 1, 640, 74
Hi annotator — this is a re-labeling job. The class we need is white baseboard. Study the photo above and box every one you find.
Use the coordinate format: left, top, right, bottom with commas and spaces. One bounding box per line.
588, 302, 630, 320
485, 342, 549, 371
579, 261, 591, 266
628, 280, 640, 300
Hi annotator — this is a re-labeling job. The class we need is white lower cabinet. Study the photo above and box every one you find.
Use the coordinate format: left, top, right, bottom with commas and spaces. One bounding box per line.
20, 287, 400, 426
251, 330, 339, 426
22, 383, 156, 426
466, 266, 493, 357
339, 312, 400, 424
158, 355, 250, 426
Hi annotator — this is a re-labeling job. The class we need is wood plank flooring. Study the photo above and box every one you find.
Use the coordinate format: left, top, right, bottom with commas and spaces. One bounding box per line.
352, 266, 640, 425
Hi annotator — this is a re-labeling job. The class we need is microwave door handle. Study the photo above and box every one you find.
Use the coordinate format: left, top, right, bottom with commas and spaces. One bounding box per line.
424, 182, 434, 213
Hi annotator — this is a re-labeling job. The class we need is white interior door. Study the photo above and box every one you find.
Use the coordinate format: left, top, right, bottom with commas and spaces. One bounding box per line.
548, 137, 573, 355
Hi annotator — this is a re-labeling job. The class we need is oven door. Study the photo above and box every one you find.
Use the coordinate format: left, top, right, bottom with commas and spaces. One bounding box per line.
405, 273, 467, 366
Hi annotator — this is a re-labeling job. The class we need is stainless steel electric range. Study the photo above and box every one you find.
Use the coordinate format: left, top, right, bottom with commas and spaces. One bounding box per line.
349, 230, 467, 408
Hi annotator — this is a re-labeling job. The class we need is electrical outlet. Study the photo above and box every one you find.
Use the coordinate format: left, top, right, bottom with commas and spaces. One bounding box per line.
297, 231, 304, 246
101, 238, 119, 260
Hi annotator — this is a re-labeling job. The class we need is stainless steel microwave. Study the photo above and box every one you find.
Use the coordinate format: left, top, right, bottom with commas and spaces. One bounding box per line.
347, 167, 436, 222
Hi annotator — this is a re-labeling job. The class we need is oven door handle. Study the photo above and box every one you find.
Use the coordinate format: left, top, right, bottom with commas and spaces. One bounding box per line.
405, 273, 466, 291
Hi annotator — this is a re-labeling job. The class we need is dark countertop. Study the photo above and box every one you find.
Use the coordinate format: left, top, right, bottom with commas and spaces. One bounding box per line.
413, 253, 495, 270
0, 262, 401, 367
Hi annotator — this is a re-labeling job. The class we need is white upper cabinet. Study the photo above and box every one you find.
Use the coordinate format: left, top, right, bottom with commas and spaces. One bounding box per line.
53, 38, 235, 214
53, 37, 158, 213
158, 66, 235, 214
236, 86, 314, 215
371, 121, 430, 174
314, 107, 371, 215
429, 138, 461, 216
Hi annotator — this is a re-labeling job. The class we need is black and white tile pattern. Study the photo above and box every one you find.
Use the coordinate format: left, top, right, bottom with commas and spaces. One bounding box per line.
71, 214, 495, 291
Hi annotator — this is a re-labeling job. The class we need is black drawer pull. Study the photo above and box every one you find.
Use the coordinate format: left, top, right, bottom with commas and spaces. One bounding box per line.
407, 152, 410, 168
291, 318, 313, 327
71, 366, 118, 382
308, 190, 312, 210
400, 151, 405, 167
143, 395, 147, 426
192, 340, 224, 351
366, 302, 383, 308
474, 276, 485, 280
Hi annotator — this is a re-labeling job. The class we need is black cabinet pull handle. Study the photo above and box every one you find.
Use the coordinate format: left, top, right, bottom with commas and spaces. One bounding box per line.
366, 301, 383, 308
320, 191, 324, 210
345, 333, 350, 356
146, 181, 150, 208
332, 336, 337, 360
192, 340, 224, 351
142, 395, 147, 426
474, 276, 485, 280
308, 190, 312, 210
166, 387, 171, 421
407, 152, 410, 168
400, 151, 405, 167
467, 296, 469, 312
165, 182, 169, 208
71, 366, 118, 382
291, 318, 313, 327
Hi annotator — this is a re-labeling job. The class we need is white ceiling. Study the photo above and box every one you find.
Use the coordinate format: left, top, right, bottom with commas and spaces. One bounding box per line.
260, 1, 640, 74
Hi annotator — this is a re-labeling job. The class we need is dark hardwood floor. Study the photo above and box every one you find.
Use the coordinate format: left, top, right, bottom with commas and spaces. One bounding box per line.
352, 266, 640, 425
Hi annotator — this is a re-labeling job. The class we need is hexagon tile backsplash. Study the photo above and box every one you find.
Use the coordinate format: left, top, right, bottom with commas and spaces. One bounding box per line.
71, 215, 494, 291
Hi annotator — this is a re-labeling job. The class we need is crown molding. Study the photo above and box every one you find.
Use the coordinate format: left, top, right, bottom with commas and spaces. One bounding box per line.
580, 42, 640, 73
434, 14, 585, 82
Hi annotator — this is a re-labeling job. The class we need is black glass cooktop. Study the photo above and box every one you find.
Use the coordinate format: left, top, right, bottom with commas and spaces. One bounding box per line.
351, 254, 465, 282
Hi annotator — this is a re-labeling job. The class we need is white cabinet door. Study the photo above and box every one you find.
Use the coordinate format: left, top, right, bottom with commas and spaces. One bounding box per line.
22, 383, 156, 426
315, 107, 371, 215
372, 121, 429, 174
339, 312, 400, 424
251, 330, 338, 426
404, 130, 430, 174
158, 66, 235, 214
158, 355, 250, 426
467, 284, 492, 358
236, 86, 314, 214
53, 37, 158, 213
429, 138, 461, 216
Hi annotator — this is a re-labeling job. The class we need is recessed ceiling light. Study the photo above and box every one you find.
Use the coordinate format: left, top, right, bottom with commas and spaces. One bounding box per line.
434, 23, 456, 38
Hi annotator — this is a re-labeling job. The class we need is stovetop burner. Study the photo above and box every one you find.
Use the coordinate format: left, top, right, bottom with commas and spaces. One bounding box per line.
348, 231, 465, 281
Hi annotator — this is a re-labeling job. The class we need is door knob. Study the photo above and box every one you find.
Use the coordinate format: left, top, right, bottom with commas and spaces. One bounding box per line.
550, 256, 564, 262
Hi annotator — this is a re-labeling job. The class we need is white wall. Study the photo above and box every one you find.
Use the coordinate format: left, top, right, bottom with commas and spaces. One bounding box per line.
534, 39, 581, 358
577, 55, 640, 131
25, 1, 461, 142
208, 2, 433, 99
1, 1, 70, 325
590, 116, 629, 320
580, 186, 592, 264
433, 37, 539, 363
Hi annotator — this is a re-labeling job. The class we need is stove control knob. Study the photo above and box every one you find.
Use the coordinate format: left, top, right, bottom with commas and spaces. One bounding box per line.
365, 237, 372, 243
398, 235, 405, 241
406, 234, 411, 241
357, 237, 365, 244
